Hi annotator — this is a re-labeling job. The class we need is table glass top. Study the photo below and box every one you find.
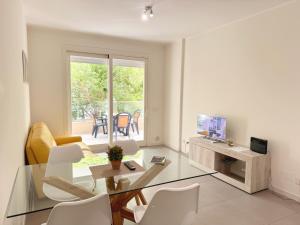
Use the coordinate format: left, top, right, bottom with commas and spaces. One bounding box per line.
6, 147, 215, 218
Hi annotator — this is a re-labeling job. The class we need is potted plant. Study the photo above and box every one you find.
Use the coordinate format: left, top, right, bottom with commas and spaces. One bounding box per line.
107, 145, 124, 170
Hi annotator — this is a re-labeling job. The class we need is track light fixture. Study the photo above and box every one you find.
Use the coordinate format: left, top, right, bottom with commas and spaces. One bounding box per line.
142, 5, 154, 21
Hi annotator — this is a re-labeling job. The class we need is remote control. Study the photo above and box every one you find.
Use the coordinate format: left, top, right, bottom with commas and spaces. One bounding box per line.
124, 161, 136, 170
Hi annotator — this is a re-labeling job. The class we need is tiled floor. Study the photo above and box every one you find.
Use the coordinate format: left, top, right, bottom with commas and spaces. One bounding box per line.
124, 176, 300, 225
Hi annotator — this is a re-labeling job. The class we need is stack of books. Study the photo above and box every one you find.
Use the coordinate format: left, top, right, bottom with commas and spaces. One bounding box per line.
151, 156, 166, 165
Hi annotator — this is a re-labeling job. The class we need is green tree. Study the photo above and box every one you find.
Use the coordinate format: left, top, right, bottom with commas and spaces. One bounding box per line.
71, 62, 144, 122
71, 62, 108, 122
113, 66, 144, 113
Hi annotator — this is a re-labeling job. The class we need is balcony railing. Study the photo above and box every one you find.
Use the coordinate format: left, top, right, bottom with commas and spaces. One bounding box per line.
72, 100, 144, 121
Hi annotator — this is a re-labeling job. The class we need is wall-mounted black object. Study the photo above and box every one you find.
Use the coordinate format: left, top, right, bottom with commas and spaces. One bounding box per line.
250, 137, 268, 154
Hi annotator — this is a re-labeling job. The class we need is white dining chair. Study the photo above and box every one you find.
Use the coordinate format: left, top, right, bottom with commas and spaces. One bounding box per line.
91, 140, 139, 154
43, 144, 93, 202
114, 139, 139, 155
47, 144, 84, 164
89, 143, 109, 154
42, 193, 112, 225
133, 183, 200, 225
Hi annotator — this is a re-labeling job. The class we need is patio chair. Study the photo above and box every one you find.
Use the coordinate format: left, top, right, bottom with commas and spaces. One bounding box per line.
131, 110, 141, 134
92, 115, 108, 138
114, 112, 131, 137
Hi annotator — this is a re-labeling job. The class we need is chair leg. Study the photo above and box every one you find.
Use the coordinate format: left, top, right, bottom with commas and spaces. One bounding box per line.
104, 125, 108, 134
131, 123, 135, 133
135, 123, 139, 135
92, 125, 96, 136
94, 126, 99, 138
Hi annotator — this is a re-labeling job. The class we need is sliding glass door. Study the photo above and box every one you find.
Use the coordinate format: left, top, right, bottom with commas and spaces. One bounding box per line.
70, 54, 109, 145
68, 53, 146, 146
112, 57, 145, 143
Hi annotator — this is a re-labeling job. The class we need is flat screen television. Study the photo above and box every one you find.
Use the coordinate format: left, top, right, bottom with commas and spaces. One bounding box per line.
197, 114, 227, 141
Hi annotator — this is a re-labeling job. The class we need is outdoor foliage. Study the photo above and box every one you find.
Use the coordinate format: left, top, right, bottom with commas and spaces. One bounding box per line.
71, 62, 144, 122
73, 150, 142, 168
113, 65, 144, 113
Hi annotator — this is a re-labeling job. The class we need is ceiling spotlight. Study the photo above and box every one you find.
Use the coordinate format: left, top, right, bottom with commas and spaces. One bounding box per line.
149, 9, 154, 18
142, 11, 149, 21
142, 5, 154, 21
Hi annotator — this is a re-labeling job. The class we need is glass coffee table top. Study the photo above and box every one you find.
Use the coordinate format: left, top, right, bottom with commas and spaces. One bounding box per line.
6, 147, 215, 218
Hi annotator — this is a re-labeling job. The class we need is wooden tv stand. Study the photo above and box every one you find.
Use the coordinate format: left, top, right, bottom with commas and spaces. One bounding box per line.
189, 137, 270, 194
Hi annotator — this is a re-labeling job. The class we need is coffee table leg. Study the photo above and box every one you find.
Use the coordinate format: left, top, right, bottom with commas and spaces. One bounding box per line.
138, 191, 147, 205
107, 179, 147, 225
110, 193, 136, 225
112, 211, 124, 225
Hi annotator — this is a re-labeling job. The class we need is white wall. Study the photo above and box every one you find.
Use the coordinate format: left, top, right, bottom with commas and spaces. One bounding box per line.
181, 1, 300, 200
28, 27, 165, 145
163, 41, 182, 150
0, 0, 30, 222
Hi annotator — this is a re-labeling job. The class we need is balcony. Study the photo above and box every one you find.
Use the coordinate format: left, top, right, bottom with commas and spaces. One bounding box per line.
72, 118, 144, 145
72, 101, 144, 146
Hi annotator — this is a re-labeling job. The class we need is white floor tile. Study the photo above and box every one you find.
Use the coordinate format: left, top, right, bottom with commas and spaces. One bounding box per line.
230, 192, 298, 224
270, 213, 300, 225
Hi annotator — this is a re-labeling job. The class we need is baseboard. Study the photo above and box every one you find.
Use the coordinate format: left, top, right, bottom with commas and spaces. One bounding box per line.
270, 185, 300, 203
161, 143, 179, 151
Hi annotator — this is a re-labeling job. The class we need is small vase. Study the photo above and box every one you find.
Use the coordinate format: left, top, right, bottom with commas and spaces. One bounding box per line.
110, 160, 121, 170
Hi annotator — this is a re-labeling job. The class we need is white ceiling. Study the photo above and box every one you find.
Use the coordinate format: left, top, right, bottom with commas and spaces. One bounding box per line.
23, 0, 290, 43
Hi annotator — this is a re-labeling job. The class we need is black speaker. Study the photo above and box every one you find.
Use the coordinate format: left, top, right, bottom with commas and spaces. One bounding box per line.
250, 137, 268, 154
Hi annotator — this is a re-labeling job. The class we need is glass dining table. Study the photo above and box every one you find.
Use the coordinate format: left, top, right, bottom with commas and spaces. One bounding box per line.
6, 147, 215, 225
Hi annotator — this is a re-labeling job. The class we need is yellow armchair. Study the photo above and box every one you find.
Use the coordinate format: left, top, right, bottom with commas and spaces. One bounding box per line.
25, 122, 90, 165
